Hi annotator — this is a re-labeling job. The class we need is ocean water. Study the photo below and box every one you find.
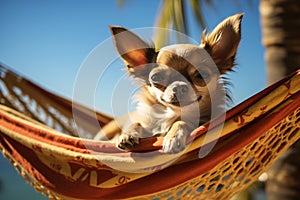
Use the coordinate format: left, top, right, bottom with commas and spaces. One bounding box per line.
0, 154, 47, 200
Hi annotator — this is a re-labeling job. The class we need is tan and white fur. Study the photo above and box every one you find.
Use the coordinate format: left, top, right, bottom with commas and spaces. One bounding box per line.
95, 13, 243, 153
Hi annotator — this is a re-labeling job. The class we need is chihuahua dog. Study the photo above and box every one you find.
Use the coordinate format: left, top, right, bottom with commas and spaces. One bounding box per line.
95, 13, 243, 153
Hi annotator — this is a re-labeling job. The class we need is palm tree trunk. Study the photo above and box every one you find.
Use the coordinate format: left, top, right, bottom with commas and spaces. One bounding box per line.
260, 0, 300, 85
260, 0, 300, 199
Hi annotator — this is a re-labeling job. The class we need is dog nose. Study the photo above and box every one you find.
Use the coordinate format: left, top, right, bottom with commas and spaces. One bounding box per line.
173, 85, 188, 98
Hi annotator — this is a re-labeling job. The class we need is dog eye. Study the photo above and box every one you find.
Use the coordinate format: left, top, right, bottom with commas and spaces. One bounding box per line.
151, 73, 163, 83
201, 71, 210, 79
195, 71, 210, 80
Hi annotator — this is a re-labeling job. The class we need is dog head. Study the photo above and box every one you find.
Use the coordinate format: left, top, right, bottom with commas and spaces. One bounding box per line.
110, 13, 243, 112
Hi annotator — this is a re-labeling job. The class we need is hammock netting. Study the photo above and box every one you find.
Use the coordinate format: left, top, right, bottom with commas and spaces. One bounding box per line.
0, 64, 299, 200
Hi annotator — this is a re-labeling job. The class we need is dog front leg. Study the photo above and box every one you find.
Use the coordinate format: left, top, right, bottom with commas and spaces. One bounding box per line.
163, 121, 191, 154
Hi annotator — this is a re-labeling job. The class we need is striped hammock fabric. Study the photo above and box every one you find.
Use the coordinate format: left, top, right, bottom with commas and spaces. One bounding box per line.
0, 65, 299, 199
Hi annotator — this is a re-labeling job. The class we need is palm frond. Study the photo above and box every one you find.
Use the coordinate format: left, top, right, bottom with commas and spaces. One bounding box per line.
116, 0, 212, 47
154, 0, 213, 47
117, 0, 125, 7
154, 0, 173, 48
189, 0, 206, 29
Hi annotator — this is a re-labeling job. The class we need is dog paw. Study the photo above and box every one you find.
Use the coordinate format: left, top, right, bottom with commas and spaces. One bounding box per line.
117, 132, 140, 150
162, 124, 187, 154
117, 122, 143, 150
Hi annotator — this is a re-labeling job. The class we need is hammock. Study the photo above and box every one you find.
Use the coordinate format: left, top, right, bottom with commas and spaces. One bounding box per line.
0, 64, 299, 200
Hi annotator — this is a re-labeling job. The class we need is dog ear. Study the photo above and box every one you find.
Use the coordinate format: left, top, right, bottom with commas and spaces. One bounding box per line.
201, 13, 243, 73
110, 26, 156, 78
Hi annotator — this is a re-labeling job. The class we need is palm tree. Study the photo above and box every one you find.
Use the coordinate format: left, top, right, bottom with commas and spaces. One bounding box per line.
260, 0, 300, 84
260, 1, 300, 199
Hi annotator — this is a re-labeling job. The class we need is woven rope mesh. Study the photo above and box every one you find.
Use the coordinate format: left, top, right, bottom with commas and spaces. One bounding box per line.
131, 107, 300, 200
0, 65, 112, 138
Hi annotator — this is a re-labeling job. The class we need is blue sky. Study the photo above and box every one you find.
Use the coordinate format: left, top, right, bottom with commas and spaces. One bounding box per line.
0, 0, 265, 116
